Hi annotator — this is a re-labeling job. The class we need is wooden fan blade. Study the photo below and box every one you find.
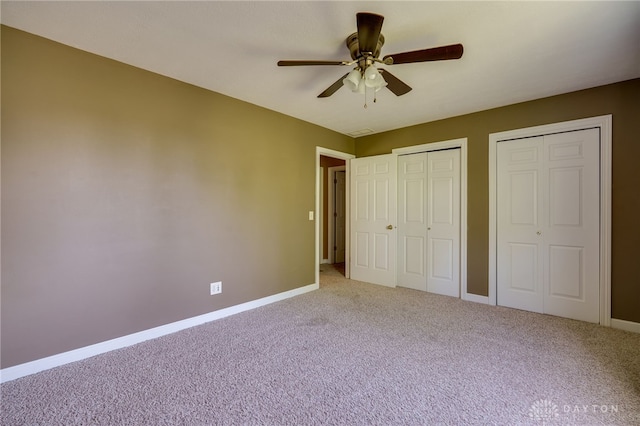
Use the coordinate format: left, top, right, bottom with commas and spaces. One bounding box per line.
378, 69, 412, 96
278, 60, 347, 66
318, 73, 349, 98
383, 43, 463, 65
357, 12, 384, 55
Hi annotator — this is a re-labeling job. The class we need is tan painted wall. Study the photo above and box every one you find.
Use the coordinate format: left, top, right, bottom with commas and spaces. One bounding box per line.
0, 26, 354, 368
356, 78, 640, 323
3, 25, 638, 369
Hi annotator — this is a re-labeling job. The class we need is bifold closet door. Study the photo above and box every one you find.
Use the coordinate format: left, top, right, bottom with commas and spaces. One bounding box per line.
397, 153, 428, 291
496, 128, 600, 323
397, 149, 460, 297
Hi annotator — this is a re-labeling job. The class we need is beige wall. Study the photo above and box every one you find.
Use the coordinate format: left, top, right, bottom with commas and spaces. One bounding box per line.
0, 26, 354, 368
355, 78, 640, 323
3, 25, 639, 369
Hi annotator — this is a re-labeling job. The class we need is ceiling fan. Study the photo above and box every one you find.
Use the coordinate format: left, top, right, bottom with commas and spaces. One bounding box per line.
277, 12, 463, 98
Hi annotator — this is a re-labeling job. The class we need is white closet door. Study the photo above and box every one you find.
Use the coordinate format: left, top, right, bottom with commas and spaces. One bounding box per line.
427, 149, 461, 297
497, 137, 545, 313
397, 149, 460, 297
543, 129, 600, 322
497, 129, 600, 322
350, 154, 397, 287
397, 153, 428, 290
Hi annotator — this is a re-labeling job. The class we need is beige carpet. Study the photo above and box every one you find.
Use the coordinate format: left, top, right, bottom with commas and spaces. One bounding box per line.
2, 264, 639, 425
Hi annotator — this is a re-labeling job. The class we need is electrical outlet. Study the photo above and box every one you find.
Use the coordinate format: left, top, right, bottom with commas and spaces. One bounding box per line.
210, 281, 222, 295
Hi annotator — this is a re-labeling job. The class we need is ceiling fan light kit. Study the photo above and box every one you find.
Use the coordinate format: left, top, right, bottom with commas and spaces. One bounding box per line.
343, 62, 387, 91
343, 68, 362, 92
364, 65, 387, 90
277, 12, 464, 104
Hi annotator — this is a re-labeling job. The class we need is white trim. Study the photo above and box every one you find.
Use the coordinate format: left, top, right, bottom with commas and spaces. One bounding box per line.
0, 283, 318, 383
392, 138, 469, 301
327, 166, 338, 263
328, 165, 346, 264
611, 318, 640, 334
392, 138, 467, 155
316, 147, 355, 285
488, 115, 612, 326
319, 166, 324, 265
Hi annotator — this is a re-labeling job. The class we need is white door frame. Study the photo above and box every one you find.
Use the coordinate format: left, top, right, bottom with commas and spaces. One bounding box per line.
392, 138, 469, 301
328, 165, 346, 264
488, 115, 612, 326
316, 147, 355, 285
319, 166, 325, 264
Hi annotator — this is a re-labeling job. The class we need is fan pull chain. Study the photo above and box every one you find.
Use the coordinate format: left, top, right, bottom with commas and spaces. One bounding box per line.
363, 85, 369, 109
362, 85, 378, 109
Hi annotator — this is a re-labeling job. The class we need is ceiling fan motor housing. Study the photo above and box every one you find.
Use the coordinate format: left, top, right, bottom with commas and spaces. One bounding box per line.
346, 32, 385, 60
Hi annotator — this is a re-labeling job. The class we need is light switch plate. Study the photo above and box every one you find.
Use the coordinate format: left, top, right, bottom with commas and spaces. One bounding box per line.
210, 282, 222, 295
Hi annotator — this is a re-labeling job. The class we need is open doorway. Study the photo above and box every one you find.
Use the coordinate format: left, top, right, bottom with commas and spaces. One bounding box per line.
328, 166, 346, 276
321, 156, 345, 275
316, 148, 354, 285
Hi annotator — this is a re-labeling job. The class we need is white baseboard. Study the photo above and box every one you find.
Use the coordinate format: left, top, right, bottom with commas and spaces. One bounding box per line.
610, 318, 640, 334
0, 282, 319, 383
321, 259, 330, 264
464, 292, 489, 304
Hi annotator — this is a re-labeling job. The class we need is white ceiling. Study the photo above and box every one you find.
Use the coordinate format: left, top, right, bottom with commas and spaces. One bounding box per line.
2, 1, 639, 137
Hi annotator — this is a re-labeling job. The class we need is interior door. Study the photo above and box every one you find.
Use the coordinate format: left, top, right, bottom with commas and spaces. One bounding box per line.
543, 129, 600, 322
350, 154, 397, 287
497, 137, 545, 313
398, 152, 427, 291
334, 171, 346, 263
397, 153, 428, 290
397, 149, 461, 296
426, 149, 460, 297
497, 129, 600, 322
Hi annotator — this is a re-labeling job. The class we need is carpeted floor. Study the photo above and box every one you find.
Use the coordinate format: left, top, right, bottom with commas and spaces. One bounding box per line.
1, 264, 639, 425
